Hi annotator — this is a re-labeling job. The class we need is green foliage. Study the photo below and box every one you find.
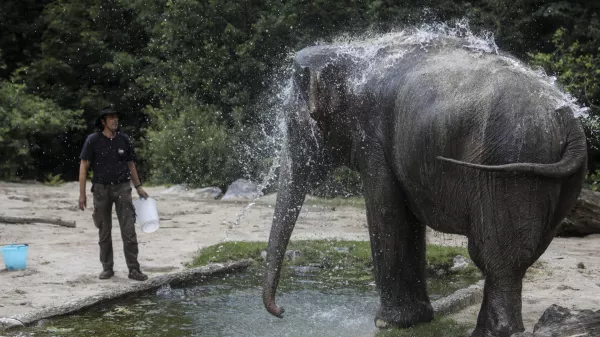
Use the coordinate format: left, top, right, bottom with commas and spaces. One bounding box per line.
144, 97, 238, 188
0, 0, 46, 78
0, 80, 83, 179
585, 170, 600, 192
375, 317, 472, 337
531, 27, 600, 150
44, 173, 65, 186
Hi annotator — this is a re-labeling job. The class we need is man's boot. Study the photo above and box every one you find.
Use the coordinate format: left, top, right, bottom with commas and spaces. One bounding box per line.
128, 269, 148, 281
99, 269, 114, 279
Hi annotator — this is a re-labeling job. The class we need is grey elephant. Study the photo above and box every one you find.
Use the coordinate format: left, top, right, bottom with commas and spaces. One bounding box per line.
262, 34, 587, 337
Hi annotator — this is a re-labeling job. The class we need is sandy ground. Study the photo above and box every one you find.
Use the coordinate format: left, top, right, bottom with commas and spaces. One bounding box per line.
0, 182, 599, 332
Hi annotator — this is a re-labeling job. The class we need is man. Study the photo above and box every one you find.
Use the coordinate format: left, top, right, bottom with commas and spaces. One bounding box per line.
78, 106, 149, 281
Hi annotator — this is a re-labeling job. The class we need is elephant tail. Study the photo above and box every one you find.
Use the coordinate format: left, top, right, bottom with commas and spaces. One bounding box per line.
437, 115, 587, 178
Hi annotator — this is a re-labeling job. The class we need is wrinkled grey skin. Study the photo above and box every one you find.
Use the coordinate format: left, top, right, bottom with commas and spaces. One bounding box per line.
262, 38, 587, 337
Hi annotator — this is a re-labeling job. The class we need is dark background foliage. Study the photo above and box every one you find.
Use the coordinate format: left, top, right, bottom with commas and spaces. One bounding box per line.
1, 0, 598, 193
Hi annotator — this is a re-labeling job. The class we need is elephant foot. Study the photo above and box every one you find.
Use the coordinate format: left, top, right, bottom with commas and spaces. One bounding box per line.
374, 300, 433, 329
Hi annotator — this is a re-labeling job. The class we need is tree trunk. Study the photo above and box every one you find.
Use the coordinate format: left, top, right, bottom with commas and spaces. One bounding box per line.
0, 215, 76, 228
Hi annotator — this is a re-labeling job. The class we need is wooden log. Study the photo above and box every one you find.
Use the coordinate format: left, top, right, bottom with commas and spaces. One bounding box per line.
0, 215, 76, 228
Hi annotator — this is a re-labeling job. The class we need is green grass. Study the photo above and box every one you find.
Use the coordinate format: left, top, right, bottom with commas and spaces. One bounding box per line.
187, 241, 267, 267
304, 196, 366, 209
187, 240, 479, 279
375, 317, 473, 337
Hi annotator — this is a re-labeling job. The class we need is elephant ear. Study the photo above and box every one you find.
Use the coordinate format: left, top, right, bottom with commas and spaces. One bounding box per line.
307, 63, 346, 133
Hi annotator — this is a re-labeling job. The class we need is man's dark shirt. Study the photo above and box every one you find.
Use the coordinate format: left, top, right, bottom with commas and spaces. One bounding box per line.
80, 132, 136, 185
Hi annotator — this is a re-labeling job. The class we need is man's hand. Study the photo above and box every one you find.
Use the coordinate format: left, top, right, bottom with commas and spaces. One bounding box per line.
136, 187, 149, 199
79, 194, 87, 210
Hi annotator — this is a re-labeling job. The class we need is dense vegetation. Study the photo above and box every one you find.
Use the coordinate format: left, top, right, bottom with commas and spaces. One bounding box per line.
1, 0, 598, 191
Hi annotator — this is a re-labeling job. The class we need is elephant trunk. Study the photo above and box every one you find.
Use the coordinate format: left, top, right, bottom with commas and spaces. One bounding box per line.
262, 147, 310, 318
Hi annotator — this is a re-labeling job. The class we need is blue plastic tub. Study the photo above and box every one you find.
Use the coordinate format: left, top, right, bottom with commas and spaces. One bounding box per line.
1, 244, 29, 271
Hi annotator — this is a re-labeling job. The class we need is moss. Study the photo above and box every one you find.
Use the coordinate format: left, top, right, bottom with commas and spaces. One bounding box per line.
375, 317, 473, 337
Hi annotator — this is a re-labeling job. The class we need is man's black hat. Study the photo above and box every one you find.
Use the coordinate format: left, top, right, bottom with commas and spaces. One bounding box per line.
96, 106, 118, 128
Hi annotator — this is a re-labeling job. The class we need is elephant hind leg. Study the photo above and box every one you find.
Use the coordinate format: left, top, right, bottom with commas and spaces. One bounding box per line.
470, 273, 525, 337
467, 175, 563, 337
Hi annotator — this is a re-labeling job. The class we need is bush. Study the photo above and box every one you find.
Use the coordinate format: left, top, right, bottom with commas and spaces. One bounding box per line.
144, 97, 239, 188
585, 170, 600, 192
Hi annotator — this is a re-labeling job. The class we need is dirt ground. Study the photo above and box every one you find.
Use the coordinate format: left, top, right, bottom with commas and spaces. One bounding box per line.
1, 182, 599, 332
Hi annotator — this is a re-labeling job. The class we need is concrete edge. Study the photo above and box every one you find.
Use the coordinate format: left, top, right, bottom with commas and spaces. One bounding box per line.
432, 279, 485, 317
0, 260, 251, 331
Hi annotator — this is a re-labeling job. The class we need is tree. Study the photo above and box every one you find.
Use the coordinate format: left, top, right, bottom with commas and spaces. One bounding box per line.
0, 81, 83, 179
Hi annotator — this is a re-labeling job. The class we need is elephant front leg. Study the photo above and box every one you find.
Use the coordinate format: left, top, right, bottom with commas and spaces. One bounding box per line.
360, 151, 433, 329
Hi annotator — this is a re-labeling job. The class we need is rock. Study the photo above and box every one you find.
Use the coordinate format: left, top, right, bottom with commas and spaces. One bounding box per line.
285, 250, 302, 261
160, 184, 189, 195
291, 266, 320, 275
221, 179, 260, 201
578, 262, 586, 269
160, 185, 223, 199
511, 333, 534, 337
557, 189, 600, 237
450, 255, 469, 272
0, 317, 24, 329
195, 187, 222, 199
260, 250, 267, 260
557, 284, 580, 291
334, 247, 350, 254
511, 304, 600, 337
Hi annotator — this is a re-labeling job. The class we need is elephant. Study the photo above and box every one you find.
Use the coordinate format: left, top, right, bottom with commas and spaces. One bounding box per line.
261, 34, 588, 337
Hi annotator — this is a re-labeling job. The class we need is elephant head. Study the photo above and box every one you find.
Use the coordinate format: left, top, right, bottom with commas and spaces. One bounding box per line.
262, 46, 354, 317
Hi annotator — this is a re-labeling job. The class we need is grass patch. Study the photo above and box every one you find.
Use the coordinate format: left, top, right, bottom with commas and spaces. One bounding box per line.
187, 240, 480, 280
304, 196, 366, 209
186, 241, 266, 267
375, 317, 473, 337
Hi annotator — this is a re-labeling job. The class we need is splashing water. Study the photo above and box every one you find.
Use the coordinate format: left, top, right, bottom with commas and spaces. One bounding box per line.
228, 74, 295, 231
321, 20, 588, 117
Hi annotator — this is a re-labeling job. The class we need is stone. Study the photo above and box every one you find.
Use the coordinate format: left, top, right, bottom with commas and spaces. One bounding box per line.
160, 184, 189, 195
334, 247, 350, 254
221, 179, 260, 200
511, 304, 600, 337
285, 250, 302, 261
450, 255, 469, 272
194, 187, 223, 199
0, 318, 24, 329
557, 189, 600, 237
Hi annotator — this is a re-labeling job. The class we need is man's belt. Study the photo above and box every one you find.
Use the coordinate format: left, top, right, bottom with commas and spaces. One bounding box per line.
93, 179, 131, 186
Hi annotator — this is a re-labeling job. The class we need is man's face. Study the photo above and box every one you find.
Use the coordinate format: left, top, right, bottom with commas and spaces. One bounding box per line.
102, 113, 119, 132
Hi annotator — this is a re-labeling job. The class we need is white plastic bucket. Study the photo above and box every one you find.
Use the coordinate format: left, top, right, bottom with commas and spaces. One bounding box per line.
133, 197, 160, 233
